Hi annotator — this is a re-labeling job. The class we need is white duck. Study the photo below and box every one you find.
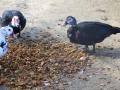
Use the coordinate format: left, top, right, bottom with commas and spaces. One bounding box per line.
0, 26, 14, 58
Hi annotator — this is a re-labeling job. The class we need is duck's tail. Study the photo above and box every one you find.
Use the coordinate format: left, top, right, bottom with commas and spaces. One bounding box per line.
111, 27, 120, 34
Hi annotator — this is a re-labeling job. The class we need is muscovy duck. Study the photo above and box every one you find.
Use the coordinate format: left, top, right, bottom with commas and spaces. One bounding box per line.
64, 16, 120, 52
0, 26, 14, 58
1, 10, 26, 37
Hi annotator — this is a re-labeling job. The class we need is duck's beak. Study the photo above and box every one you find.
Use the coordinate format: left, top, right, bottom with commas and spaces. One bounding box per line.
63, 21, 67, 26
10, 33, 17, 39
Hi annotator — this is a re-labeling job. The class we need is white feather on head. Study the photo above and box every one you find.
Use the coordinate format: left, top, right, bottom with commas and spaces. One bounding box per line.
11, 16, 20, 27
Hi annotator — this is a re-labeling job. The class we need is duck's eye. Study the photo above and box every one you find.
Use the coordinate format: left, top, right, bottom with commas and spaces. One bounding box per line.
8, 29, 11, 31
68, 18, 73, 21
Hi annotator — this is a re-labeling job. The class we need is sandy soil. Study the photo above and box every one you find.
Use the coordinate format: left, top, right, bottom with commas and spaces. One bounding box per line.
1, 0, 120, 90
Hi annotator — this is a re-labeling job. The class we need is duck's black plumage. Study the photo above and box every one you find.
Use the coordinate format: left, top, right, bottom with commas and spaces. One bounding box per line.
1, 10, 26, 37
68, 21, 120, 44
65, 16, 120, 52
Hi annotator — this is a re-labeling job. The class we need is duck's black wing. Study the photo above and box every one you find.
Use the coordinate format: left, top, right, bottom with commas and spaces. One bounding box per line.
75, 21, 114, 45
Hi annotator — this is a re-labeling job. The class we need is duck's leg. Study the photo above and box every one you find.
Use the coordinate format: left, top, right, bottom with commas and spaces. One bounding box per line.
85, 45, 88, 52
17, 26, 22, 38
93, 44, 96, 53
17, 32, 21, 38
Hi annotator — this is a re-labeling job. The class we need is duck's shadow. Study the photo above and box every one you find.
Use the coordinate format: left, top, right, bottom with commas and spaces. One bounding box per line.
89, 48, 120, 59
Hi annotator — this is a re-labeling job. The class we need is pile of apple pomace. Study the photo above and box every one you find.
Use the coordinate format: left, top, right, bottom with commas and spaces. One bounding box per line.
0, 39, 89, 89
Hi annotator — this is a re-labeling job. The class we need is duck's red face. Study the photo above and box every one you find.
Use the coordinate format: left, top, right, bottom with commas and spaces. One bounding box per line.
64, 16, 77, 26
11, 16, 20, 27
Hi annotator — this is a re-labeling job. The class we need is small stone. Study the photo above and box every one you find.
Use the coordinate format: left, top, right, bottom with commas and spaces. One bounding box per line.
58, 83, 64, 90
55, 81, 59, 84
58, 23, 61, 26
107, 67, 111, 71
79, 69, 84, 74
118, 40, 120, 42
43, 81, 50, 86
82, 77, 89, 81
47, 27, 51, 29
58, 19, 63, 21
4, 68, 7, 72
100, 83, 106, 86
0, 65, 2, 69
79, 76, 89, 81
68, 82, 72, 85
107, 81, 111, 84
101, 16, 108, 21
79, 56, 87, 61
30, 71, 34, 76
15, 70, 19, 73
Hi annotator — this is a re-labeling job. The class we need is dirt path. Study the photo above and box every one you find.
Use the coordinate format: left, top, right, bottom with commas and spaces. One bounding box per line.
1, 0, 120, 90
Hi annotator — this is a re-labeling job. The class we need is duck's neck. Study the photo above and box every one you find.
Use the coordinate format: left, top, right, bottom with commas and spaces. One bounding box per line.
68, 24, 77, 29
70, 23, 77, 27
69, 25, 79, 43
0, 31, 6, 38
71, 24, 78, 30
